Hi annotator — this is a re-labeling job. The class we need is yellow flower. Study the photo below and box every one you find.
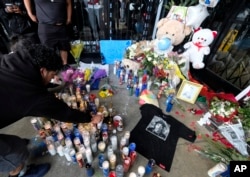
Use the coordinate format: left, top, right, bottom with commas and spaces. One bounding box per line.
99, 91, 107, 98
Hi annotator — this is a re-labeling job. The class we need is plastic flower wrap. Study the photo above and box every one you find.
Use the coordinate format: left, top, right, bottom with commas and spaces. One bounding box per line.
70, 40, 84, 66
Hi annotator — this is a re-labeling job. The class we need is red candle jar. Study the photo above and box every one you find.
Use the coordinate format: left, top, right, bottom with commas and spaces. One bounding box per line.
123, 157, 131, 173
109, 171, 116, 177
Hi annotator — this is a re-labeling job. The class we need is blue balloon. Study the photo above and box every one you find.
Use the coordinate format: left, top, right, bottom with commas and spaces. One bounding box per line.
158, 38, 171, 51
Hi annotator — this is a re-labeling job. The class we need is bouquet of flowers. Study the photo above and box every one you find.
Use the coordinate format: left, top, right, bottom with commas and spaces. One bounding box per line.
209, 96, 239, 122
70, 40, 84, 66
98, 78, 116, 99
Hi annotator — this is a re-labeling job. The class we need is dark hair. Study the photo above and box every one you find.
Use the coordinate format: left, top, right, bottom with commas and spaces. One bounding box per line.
27, 44, 63, 71
154, 121, 165, 128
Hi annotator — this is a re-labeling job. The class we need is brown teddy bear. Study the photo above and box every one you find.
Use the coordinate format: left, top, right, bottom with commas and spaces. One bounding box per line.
153, 18, 192, 55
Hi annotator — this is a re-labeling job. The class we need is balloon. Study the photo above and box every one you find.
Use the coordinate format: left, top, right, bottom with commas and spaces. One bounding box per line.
186, 4, 209, 29
157, 38, 171, 51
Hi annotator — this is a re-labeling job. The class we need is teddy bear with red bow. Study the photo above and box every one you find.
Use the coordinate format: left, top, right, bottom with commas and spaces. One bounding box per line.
182, 28, 217, 69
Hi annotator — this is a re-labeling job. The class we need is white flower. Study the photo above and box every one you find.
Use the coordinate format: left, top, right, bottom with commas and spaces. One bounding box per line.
153, 60, 158, 65
129, 51, 135, 58
147, 57, 152, 62
130, 44, 137, 50
154, 53, 159, 58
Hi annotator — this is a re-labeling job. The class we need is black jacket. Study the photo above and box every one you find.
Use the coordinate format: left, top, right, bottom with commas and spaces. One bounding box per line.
0, 0, 34, 35
0, 46, 91, 129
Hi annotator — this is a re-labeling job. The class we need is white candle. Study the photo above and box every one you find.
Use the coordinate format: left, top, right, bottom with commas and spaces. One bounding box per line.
98, 141, 106, 152
79, 144, 86, 159
122, 147, 129, 157
85, 147, 93, 164
47, 143, 56, 156
63, 147, 72, 162
129, 172, 137, 177
65, 137, 73, 148
84, 137, 90, 148
94, 98, 100, 108
86, 84, 91, 93
123, 131, 130, 145
137, 166, 146, 177
147, 80, 152, 90
56, 145, 64, 157
102, 160, 109, 170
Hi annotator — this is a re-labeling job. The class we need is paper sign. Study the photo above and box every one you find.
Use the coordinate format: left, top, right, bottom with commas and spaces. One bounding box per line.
166, 6, 188, 24
100, 40, 132, 64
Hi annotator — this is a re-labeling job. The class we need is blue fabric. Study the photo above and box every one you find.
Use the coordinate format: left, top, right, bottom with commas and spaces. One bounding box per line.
100, 40, 132, 64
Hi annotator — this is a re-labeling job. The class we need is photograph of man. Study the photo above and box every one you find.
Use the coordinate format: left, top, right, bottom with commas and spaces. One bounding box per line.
146, 116, 170, 141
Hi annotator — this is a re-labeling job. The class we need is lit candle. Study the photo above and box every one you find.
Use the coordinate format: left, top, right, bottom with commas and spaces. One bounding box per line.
98, 141, 106, 152
129, 172, 137, 177
76, 94, 82, 102
70, 95, 76, 102
72, 102, 78, 109
137, 166, 146, 177
102, 160, 110, 177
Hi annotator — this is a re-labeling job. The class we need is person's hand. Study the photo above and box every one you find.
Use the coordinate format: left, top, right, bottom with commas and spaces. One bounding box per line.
28, 14, 38, 23
66, 19, 71, 25
5, 5, 15, 13
12, 5, 22, 14
91, 114, 103, 125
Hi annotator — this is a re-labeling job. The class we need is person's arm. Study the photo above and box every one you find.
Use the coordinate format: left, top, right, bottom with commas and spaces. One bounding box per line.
23, 0, 37, 22
66, 0, 72, 25
27, 92, 103, 125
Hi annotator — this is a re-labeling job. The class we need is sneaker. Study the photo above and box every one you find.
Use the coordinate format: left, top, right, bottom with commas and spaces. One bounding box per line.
22, 163, 50, 177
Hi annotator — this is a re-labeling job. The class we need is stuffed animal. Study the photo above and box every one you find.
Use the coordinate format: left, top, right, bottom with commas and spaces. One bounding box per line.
153, 18, 192, 55
182, 28, 217, 69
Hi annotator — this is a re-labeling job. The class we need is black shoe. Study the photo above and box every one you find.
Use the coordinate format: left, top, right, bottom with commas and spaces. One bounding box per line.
22, 163, 50, 177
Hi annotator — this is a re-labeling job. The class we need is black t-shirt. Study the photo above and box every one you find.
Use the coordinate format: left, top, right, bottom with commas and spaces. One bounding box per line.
35, 0, 67, 25
129, 104, 196, 172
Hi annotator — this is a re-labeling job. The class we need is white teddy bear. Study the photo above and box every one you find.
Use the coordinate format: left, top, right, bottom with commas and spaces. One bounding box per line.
182, 28, 217, 69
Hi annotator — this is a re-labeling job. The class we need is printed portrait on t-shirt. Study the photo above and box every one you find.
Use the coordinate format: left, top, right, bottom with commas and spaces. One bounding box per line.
146, 115, 170, 141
